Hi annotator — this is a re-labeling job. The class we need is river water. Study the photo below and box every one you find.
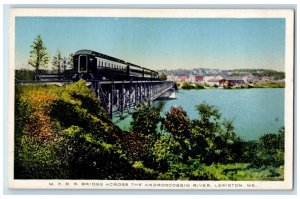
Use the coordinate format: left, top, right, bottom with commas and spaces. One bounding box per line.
117, 88, 284, 141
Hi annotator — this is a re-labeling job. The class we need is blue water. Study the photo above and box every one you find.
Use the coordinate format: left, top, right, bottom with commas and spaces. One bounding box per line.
117, 88, 284, 141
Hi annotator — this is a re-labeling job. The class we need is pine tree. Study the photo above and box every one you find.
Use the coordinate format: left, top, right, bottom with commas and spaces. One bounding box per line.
28, 35, 49, 78
67, 53, 74, 69
52, 49, 63, 74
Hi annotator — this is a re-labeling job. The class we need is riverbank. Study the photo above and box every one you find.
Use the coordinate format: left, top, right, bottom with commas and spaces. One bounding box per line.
178, 81, 285, 90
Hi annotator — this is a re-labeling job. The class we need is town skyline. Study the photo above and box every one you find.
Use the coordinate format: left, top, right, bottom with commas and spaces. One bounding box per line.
15, 17, 285, 72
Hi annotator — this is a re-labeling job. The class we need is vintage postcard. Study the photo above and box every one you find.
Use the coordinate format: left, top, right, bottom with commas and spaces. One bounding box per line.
8, 8, 294, 190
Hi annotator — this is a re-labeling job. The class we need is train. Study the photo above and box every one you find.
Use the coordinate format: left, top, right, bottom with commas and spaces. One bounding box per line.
72, 49, 159, 81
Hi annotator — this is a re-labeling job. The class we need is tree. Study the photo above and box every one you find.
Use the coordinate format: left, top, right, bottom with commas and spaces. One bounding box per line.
52, 50, 63, 74
28, 35, 49, 78
163, 106, 190, 140
119, 104, 161, 168
159, 73, 167, 80
131, 104, 161, 137
249, 128, 285, 167
161, 106, 191, 164
66, 53, 74, 69
189, 103, 242, 164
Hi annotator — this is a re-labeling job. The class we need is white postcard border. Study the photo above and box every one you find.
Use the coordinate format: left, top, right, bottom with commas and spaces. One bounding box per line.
8, 8, 295, 190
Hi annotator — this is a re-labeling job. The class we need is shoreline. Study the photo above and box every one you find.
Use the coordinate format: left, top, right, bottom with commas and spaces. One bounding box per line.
178, 86, 285, 90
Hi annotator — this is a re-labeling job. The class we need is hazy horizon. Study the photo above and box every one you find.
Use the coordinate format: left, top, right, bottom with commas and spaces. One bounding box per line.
15, 17, 286, 72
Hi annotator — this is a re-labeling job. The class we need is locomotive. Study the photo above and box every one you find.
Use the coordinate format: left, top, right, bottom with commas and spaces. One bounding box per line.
72, 49, 159, 81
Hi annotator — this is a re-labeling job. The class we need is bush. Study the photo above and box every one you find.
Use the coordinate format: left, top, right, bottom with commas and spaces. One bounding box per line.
14, 80, 145, 179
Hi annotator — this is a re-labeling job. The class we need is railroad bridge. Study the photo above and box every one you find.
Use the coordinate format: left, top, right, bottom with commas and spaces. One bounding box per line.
89, 80, 176, 121
18, 76, 176, 121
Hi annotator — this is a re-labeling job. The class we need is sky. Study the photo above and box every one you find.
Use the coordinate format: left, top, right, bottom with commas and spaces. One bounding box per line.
15, 17, 286, 71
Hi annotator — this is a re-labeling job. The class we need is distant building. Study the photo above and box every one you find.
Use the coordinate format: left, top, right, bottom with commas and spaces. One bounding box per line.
207, 79, 221, 87
194, 75, 204, 82
204, 75, 217, 82
215, 75, 225, 80
178, 75, 189, 82
167, 75, 177, 81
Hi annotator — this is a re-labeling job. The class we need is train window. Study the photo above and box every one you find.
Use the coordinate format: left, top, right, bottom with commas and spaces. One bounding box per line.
78, 55, 88, 73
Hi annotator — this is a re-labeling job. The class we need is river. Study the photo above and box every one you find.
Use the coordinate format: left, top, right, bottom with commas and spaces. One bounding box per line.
116, 88, 284, 141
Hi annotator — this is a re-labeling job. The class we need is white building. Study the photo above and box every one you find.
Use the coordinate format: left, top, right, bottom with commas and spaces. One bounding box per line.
167, 75, 178, 81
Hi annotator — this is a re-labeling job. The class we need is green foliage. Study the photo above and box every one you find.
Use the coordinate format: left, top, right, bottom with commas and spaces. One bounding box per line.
15, 70, 36, 81
181, 82, 195, 89
231, 69, 285, 80
28, 35, 49, 75
14, 80, 150, 179
194, 83, 206, 89
240, 127, 284, 170
58, 125, 141, 179
158, 73, 167, 80
15, 134, 66, 179
253, 128, 284, 167
189, 103, 242, 164
119, 104, 162, 170
253, 81, 285, 88
131, 103, 161, 136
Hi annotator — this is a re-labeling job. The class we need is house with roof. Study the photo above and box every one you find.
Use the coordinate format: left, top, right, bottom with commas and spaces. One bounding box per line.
194, 75, 205, 82
207, 79, 221, 87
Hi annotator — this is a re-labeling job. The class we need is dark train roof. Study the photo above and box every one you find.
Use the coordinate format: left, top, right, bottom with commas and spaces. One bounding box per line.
74, 49, 126, 64
74, 49, 159, 74
126, 62, 142, 68
127, 62, 158, 73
